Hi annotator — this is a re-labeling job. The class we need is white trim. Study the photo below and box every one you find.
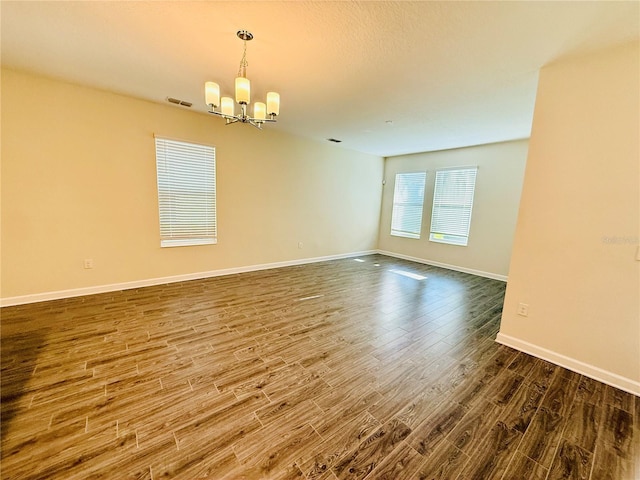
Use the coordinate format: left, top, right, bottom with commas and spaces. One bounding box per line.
153, 133, 215, 149
160, 237, 217, 248
376, 250, 508, 282
496, 332, 640, 396
0, 250, 377, 307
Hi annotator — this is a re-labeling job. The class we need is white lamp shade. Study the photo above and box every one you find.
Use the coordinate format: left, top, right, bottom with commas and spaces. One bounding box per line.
221, 97, 235, 116
267, 92, 280, 116
235, 77, 250, 104
254, 102, 266, 120
205, 82, 220, 107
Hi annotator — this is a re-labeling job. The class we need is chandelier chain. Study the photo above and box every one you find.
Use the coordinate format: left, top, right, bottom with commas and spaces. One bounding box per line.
237, 39, 248, 78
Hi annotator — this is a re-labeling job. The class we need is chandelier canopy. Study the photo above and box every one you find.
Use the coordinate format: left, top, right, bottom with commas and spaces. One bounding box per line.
205, 30, 280, 130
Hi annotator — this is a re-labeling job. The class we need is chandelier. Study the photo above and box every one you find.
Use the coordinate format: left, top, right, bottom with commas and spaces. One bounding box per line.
205, 30, 280, 130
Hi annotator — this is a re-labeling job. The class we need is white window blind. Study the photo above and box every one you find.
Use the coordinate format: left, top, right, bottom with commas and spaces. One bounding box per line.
155, 136, 217, 247
390, 172, 427, 239
430, 167, 478, 246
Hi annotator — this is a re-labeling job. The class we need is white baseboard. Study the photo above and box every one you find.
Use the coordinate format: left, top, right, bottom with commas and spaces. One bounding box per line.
377, 250, 508, 282
0, 250, 377, 307
496, 332, 640, 396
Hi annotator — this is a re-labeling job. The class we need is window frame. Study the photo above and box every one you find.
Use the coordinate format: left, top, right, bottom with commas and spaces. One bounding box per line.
390, 171, 428, 240
429, 166, 478, 247
154, 135, 217, 248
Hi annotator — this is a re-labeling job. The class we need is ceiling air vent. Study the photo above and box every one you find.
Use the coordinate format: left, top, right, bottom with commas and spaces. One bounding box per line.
327, 138, 342, 143
167, 97, 193, 107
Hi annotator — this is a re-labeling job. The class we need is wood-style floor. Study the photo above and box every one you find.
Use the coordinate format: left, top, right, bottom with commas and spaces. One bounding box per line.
1, 254, 637, 479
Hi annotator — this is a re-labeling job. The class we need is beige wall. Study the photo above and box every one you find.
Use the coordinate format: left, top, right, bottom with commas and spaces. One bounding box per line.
1, 69, 383, 300
499, 41, 640, 392
378, 140, 528, 279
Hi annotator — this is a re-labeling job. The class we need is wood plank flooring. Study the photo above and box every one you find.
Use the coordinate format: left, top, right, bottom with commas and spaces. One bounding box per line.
1, 254, 637, 479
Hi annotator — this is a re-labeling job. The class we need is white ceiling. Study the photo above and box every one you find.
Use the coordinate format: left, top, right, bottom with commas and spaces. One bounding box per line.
2, 1, 638, 157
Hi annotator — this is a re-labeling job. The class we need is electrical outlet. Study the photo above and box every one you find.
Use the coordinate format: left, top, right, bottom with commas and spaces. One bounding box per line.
298, 242, 303, 249
517, 303, 529, 317
84, 259, 94, 269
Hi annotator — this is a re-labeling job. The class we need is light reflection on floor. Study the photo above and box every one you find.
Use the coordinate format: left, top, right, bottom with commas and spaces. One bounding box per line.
389, 269, 427, 281
352, 255, 480, 337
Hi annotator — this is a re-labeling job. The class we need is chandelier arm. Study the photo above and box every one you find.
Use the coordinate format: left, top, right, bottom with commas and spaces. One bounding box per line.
247, 118, 276, 124
207, 110, 238, 122
208, 109, 277, 127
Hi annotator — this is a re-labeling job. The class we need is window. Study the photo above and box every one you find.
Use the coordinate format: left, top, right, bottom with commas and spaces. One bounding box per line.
155, 136, 217, 247
390, 172, 427, 239
430, 167, 478, 246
